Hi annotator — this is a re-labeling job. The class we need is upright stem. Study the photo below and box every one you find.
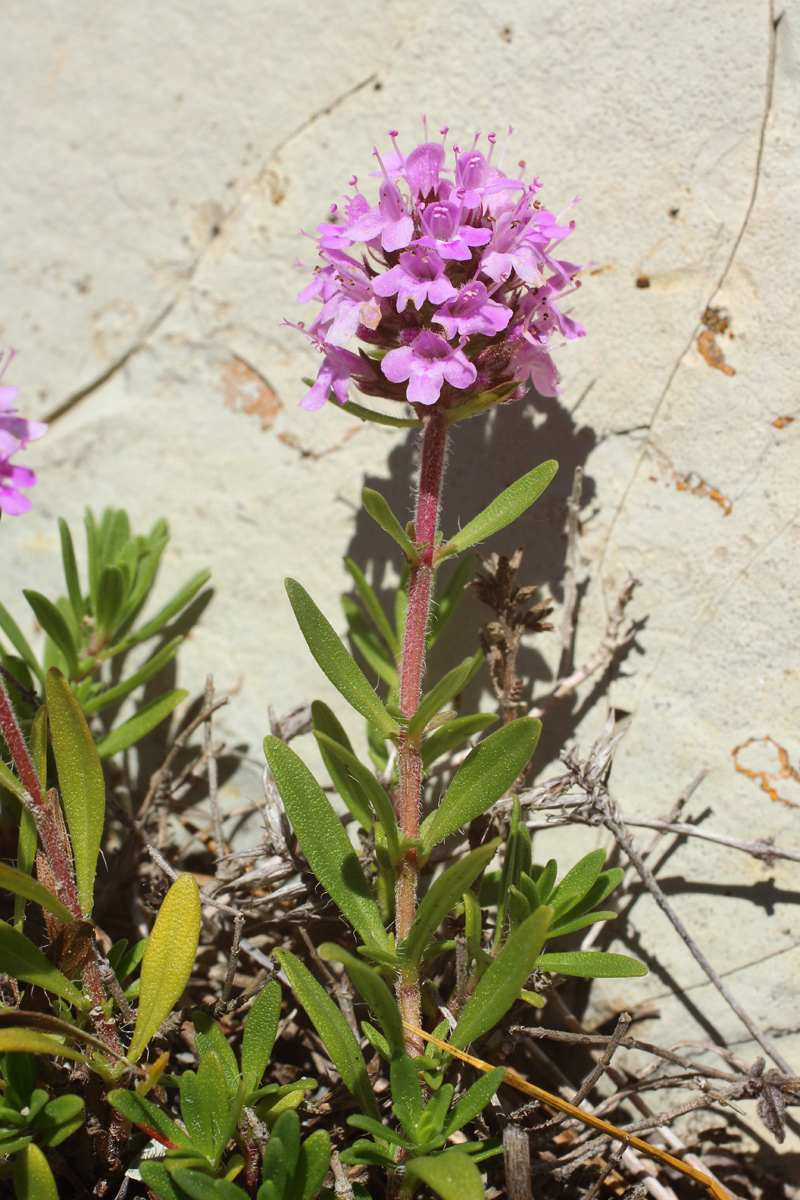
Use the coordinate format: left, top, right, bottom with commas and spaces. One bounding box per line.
395, 412, 448, 1052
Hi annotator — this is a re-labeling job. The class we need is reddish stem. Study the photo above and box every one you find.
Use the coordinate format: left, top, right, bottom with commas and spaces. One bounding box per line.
395, 413, 448, 1052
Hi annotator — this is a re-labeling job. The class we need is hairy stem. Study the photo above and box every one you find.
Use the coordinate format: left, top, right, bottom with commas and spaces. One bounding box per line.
395, 413, 448, 1053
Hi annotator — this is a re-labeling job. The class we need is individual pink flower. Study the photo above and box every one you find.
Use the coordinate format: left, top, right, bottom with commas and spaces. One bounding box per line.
0, 351, 48, 516
381, 331, 476, 406
433, 281, 512, 338
372, 249, 457, 313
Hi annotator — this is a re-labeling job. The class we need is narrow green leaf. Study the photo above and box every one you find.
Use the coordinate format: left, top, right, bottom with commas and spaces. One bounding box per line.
439, 461, 558, 560
390, 1051, 423, 1130
314, 733, 401, 862
37, 1094, 85, 1147
23, 592, 78, 678
420, 712, 497, 771
241, 979, 282, 1095
341, 595, 398, 687
127, 872, 201, 1062
451, 908, 552, 1050
0, 1028, 87, 1062
531, 858, 557, 905
107, 1089, 193, 1148
0, 600, 43, 684
361, 488, 418, 563
549, 849, 607, 915
325, 391, 422, 428
286, 1128, 332, 1200
139, 1161, 192, 1200
95, 687, 187, 758
45, 668, 105, 916
556, 867, 624, 924
285, 579, 398, 739
275, 948, 380, 1121
121, 569, 212, 648
442, 381, 520, 425
535, 951, 647, 978
13, 1142, 59, 1200
421, 718, 541, 854
405, 1150, 485, 1200
428, 553, 477, 646
311, 701, 373, 829
84, 509, 100, 617
0, 864, 74, 926
193, 1012, 240, 1095
399, 841, 499, 971
344, 558, 399, 655
95, 565, 126, 635
264, 737, 388, 950
407, 657, 474, 745
441, 1066, 506, 1136
180, 1069, 214, 1156
58, 518, 85, 621
547, 910, 618, 937
0, 922, 85, 1008
172, 1170, 246, 1200
319, 944, 404, 1054
82, 636, 183, 715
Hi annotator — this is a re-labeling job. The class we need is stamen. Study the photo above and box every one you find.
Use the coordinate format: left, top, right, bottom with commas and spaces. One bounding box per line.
439, 126, 449, 142
388, 130, 404, 162
486, 132, 497, 166
421, 114, 429, 140
372, 146, 392, 183
496, 125, 515, 170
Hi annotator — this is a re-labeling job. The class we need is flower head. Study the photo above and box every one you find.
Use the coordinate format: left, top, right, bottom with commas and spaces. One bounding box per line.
0, 351, 48, 515
290, 122, 585, 415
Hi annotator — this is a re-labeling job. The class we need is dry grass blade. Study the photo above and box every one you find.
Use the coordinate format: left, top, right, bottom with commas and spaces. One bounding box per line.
402, 1022, 734, 1200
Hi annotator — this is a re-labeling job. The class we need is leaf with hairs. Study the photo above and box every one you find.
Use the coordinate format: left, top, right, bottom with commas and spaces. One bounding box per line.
319, 944, 403, 1054
23, 592, 78, 678
361, 489, 418, 563
438, 461, 558, 560
0, 922, 85, 1008
95, 688, 187, 758
313, 732, 400, 862
241, 979, 282, 1096
420, 712, 497, 771
341, 595, 398, 687
399, 841, 499, 971
82, 636, 183, 715
343, 558, 399, 654
108, 1089, 193, 1149
264, 737, 388, 950
404, 1151, 485, 1200
535, 951, 647, 978
407, 657, 474, 745
0, 600, 42, 684
311, 701, 372, 829
0, 863, 74, 926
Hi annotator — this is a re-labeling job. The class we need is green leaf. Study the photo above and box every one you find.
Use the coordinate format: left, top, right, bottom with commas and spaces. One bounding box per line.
95, 565, 126, 636
274, 949, 379, 1122
451, 908, 553, 1050
45, 667, 105, 916
82, 636, 183, 715
84, 510, 100, 617
95, 688, 188, 759
241, 979, 282, 1096
547, 910, 618, 937
361, 488, 418, 563
180, 1070, 214, 1157
127, 872, 201, 1062
399, 841, 499, 971
556, 867, 625, 924
311, 702, 372, 829
192, 1013, 240, 1095
264, 738, 388, 950
326, 392, 422, 428
535, 951, 647, 978
428, 553, 477, 647
441, 1066, 506, 1136
120, 569, 212, 648
346, 1114, 410, 1150
0, 922, 86, 1008
549, 849, 607, 915
36, 1094, 85, 1147
23, 592, 79, 679
404, 1150, 485, 1200
0, 600, 43, 685
407, 657, 474, 745
58, 518, 85, 622
531, 859, 557, 905
139, 1161, 193, 1200
343, 558, 399, 655
495, 796, 532, 949
420, 718, 541, 854
389, 1051, 423, 1133
0, 1028, 86, 1062
13, 1143, 59, 1200
341, 595, 398, 687
0, 864, 74, 927
314, 733, 401, 862
172, 1171, 246, 1200
420, 713, 497, 771
264, 1108, 300, 1182
318, 944, 404, 1055
442, 381, 520, 425
286, 1129, 332, 1200
439, 461, 558, 560
285, 579, 398, 739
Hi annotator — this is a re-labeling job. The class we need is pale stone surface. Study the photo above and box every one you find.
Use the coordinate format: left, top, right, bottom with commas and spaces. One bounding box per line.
4, 0, 800, 1167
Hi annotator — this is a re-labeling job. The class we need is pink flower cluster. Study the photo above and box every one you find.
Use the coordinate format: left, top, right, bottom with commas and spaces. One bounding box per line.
0, 351, 48, 516
289, 122, 585, 416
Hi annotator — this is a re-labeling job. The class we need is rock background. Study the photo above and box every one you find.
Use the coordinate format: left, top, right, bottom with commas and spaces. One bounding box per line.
3, 0, 799, 1172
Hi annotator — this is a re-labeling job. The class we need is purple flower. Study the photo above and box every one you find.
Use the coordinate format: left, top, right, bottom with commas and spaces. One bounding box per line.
289, 121, 585, 415
372, 249, 457, 313
433, 281, 512, 338
381, 331, 476, 406
0, 351, 48, 516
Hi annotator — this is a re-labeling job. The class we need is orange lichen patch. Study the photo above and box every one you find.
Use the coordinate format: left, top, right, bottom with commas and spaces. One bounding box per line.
733, 736, 800, 808
773, 416, 795, 429
697, 329, 735, 376
221, 358, 280, 429
701, 306, 731, 335
673, 471, 732, 515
